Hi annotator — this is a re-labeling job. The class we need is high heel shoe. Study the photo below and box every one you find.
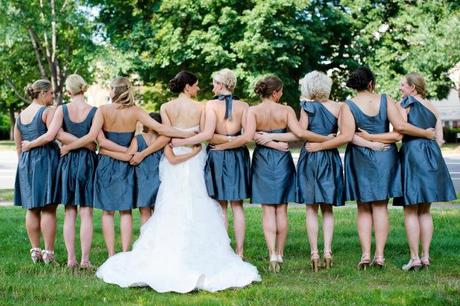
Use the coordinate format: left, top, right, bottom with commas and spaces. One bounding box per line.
269, 255, 280, 273
357, 253, 371, 270
311, 252, 320, 272
370, 256, 385, 269
323, 251, 333, 269
30, 248, 42, 263
420, 256, 430, 269
402, 257, 422, 271
42, 250, 58, 265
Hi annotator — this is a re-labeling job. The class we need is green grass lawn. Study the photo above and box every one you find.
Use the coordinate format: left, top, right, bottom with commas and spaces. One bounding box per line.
1, 206, 459, 305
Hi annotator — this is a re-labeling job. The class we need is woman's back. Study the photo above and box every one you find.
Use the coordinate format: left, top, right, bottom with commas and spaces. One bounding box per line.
100, 104, 141, 132
162, 98, 203, 128
252, 102, 289, 131
213, 98, 248, 135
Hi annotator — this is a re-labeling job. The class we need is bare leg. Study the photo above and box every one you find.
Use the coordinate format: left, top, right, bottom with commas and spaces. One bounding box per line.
41, 204, 57, 251
25, 208, 41, 249
275, 204, 288, 258
63, 205, 78, 265
102, 210, 115, 256
120, 210, 132, 252
371, 201, 389, 259
320, 204, 334, 255
219, 200, 228, 231
262, 205, 277, 257
306, 204, 319, 255
404, 205, 420, 258
357, 203, 372, 259
139, 207, 152, 226
230, 200, 245, 257
418, 203, 433, 260
79, 206, 93, 264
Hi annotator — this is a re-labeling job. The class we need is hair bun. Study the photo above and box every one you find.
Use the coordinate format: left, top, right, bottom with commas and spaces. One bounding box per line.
168, 78, 181, 93
81, 83, 89, 93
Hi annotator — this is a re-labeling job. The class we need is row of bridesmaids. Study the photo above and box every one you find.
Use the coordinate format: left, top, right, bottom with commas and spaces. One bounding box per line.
14, 67, 455, 273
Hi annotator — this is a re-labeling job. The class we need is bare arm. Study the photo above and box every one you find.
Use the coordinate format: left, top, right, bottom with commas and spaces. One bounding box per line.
390, 98, 435, 139
21, 106, 62, 151
14, 122, 21, 157
60, 108, 104, 155
435, 118, 444, 146
211, 107, 256, 150
356, 129, 402, 144
56, 129, 97, 151
136, 107, 195, 138
164, 145, 202, 165
287, 107, 332, 142
130, 135, 169, 165
305, 103, 354, 152
97, 131, 130, 152
99, 137, 136, 161
172, 103, 217, 147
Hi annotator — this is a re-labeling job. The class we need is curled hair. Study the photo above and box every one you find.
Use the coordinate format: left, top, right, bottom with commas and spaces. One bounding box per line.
212, 68, 237, 92
405, 72, 427, 98
24, 79, 52, 100
254, 75, 283, 98
168, 71, 198, 93
346, 66, 375, 91
110, 77, 135, 108
299, 71, 332, 100
66, 74, 88, 96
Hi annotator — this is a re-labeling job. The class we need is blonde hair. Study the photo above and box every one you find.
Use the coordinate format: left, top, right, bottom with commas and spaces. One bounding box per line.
110, 77, 135, 108
299, 71, 332, 100
65, 74, 88, 96
24, 79, 52, 100
405, 72, 427, 98
212, 68, 237, 92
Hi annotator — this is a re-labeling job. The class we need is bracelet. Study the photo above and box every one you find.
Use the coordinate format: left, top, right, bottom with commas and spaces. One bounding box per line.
227, 136, 233, 142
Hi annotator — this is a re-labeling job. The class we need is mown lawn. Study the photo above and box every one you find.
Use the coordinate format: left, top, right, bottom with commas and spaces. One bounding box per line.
0, 206, 459, 305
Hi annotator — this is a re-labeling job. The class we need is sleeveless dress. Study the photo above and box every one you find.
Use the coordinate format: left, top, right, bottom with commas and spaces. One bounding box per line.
54, 105, 97, 206
394, 96, 455, 205
344, 95, 402, 203
296, 101, 344, 206
96, 126, 260, 293
14, 106, 60, 209
204, 131, 251, 201
134, 134, 163, 208
93, 131, 135, 211
251, 128, 296, 204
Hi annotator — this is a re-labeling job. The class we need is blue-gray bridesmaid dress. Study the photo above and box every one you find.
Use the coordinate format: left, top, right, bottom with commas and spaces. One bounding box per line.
14, 106, 59, 209
250, 129, 296, 204
54, 105, 97, 206
344, 94, 402, 202
134, 134, 163, 208
296, 101, 344, 206
394, 96, 455, 205
93, 131, 135, 211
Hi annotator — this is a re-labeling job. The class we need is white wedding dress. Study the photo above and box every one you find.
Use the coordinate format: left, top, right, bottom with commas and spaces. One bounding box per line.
96, 127, 261, 293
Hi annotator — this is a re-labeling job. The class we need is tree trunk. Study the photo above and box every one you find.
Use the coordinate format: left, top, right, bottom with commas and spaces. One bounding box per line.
8, 108, 15, 141
27, 27, 48, 79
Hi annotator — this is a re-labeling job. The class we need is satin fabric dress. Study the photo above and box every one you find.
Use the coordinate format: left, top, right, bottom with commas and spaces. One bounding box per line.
344, 95, 402, 203
14, 106, 60, 209
394, 96, 455, 205
205, 131, 251, 201
54, 105, 97, 206
296, 100, 344, 206
93, 131, 135, 211
251, 129, 296, 204
134, 134, 163, 208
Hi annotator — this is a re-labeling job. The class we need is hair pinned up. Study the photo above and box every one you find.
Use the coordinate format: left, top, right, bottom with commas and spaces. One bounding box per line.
110, 77, 135, 108
213, 68, 237, 92
168, 71, 198, 93
254, 75, 283, 98
24, 79, 52, 100
346, 66, 375, 91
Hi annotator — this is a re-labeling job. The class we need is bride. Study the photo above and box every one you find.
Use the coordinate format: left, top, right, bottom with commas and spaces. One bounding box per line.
96, 71, 261, 293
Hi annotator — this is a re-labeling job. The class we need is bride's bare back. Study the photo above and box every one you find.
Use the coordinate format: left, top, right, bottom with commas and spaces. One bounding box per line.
161, 97, 204, 128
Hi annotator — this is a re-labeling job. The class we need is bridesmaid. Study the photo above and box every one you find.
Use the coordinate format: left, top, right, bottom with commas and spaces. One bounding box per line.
14, 79, 59, 264
344, 67, 436, 269
100, 112, 168, 225
294, 71, 349, 272
60, 77, 194, 257
171, 68, 250, 257
212, 75, 332, 272
21, 74, 98, 268
395, 72, 456, 270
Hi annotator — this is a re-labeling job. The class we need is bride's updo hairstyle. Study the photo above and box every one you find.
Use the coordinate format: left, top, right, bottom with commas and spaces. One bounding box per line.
346, 66, 375, 91
254, 75, 283, 98
110, 76, 135, 108
66, 74, 89, 96
169, 71, 198, 93
25, 79, 52, 100
212, 68, 237, 92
